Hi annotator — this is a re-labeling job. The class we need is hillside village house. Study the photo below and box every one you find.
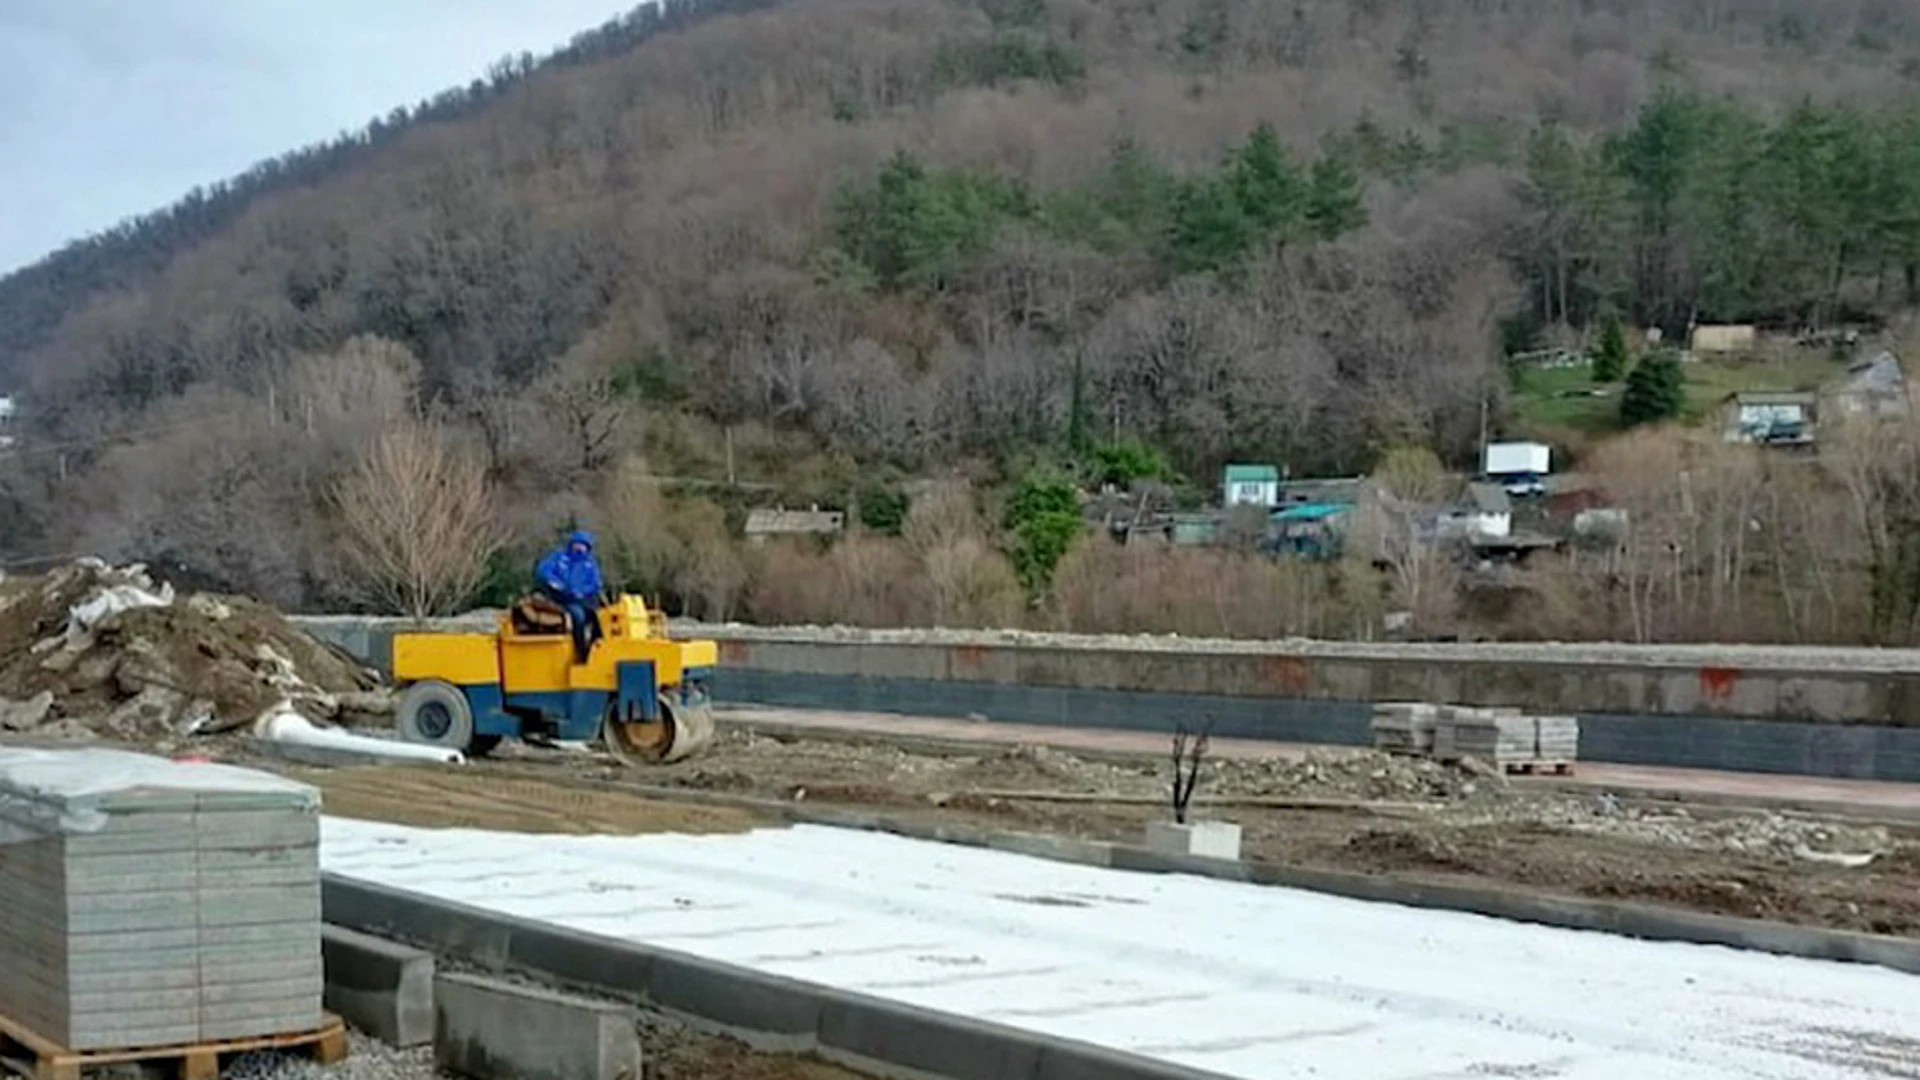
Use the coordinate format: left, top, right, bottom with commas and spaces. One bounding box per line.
1436, 483, 1513, 540
743, 506, 845, 544
1829, 351, 1907, 418
1689, 323, 1758, 356
1222, 464, 1279, 508
1723, 391, 1816, 445
0, 395, 14, 449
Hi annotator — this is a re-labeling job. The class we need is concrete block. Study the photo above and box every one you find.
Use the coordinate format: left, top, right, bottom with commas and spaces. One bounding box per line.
435, 972, 641, 1080
323, 925, 435, 1047
1144, 821, 1242, 861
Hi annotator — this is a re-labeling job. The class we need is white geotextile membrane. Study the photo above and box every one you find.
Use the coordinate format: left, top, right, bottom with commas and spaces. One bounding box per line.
0, 747, 317, 845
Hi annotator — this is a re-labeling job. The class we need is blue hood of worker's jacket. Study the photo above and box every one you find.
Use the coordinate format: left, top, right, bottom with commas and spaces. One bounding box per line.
536, 531, 604, 602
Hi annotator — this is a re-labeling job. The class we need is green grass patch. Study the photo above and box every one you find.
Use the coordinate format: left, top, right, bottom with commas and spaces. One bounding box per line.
1511, 352, 1848, 438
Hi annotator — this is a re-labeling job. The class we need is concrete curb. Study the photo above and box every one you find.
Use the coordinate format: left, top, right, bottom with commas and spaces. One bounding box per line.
322, 924, 435, 1047
434, 970, 642, 1080
321, 876, 1237, 1080
480, 768, 1920, 978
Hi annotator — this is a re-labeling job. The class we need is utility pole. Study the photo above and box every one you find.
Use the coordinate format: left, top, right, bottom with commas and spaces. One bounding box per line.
1478, 394, 1490, 473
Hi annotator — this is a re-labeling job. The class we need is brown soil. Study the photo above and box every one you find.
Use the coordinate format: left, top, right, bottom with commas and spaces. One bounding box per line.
440, 725, 1920, 939
640, 1013, 873, 1080
297, 765, 769, 836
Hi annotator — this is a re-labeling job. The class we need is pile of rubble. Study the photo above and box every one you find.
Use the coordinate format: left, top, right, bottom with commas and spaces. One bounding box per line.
0, 560, 387, 748
1210, 748, 1494, 801
1475, 796, 1897, 867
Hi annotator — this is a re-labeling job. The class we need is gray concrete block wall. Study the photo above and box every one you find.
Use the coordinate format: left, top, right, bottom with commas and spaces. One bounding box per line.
290, 616, 1920, 782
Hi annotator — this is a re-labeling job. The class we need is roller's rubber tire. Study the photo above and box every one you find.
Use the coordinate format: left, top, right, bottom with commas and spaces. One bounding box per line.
603, 693, 716, 766
395, 680, 475, 753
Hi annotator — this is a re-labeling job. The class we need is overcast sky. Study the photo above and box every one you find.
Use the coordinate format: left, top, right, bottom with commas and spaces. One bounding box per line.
0, 0, 636, 274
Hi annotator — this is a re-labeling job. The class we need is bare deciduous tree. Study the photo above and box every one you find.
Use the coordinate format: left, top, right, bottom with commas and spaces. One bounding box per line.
333, 421, 502, 619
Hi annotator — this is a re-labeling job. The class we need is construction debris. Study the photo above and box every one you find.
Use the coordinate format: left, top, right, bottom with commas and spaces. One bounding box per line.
256, 709, 463, 766
0, 560, 385, 750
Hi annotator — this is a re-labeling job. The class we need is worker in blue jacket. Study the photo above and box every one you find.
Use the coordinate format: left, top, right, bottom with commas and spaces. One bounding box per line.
534, 529, 606, 662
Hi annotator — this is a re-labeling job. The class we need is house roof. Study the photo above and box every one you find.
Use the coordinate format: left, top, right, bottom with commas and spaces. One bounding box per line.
1727, 390, 1816, 406
1467, 483, 1511, 513
1272, 502, 1350, 523
1840, 351, 1903, 395
1278, 477, 1363, 505
744, 508, 846, 535
1223, 464, 1279, 483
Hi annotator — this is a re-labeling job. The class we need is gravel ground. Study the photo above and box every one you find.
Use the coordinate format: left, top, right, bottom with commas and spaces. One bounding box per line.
228, 1033, 440, 1080
675, 619, 1920, 671
0, 1035, 442, 1080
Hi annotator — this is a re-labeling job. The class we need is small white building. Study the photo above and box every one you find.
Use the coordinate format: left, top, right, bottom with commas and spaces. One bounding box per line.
0, 395, 14, 450
1436, 483, 1512, 541
1221, 464, 1279, 508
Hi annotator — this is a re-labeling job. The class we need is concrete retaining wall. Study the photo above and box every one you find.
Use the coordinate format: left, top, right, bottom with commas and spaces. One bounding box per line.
322, 875, 1238, 1080
291, 617, 1920, 782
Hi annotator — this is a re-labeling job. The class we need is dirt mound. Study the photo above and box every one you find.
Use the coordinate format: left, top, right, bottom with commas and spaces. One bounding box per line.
0, 560, 382, 747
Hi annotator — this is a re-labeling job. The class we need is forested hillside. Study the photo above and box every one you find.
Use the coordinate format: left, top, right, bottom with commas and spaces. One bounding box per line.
4, 0, 1920, 640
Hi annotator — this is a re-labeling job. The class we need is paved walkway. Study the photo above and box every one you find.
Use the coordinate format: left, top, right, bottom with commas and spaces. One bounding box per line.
719, 706, 1920, 821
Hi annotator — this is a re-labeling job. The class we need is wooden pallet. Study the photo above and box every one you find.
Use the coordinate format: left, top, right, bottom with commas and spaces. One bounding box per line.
0, 1010, 346, 1080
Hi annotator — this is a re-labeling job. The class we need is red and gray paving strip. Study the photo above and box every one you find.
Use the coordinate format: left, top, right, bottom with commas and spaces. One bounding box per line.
719, 705, 1920, 822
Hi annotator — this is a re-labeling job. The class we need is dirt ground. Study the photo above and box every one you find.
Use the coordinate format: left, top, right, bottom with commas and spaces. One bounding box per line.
308, 724, 1920, 939
292, 765, 768, 835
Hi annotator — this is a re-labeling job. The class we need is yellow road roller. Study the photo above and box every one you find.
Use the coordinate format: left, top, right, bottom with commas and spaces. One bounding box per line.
389, 594, 717, 764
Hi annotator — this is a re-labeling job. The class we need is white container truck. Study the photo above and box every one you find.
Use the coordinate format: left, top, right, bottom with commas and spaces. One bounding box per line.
1484, 441, 1550, 496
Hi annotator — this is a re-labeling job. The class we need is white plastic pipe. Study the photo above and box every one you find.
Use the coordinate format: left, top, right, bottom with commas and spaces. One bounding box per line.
257, 710, 464, 765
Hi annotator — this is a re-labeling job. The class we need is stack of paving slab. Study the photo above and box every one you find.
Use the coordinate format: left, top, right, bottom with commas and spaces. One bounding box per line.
1370, 702, 1439, 755
1430, 706, 1580, 769
0, 747, 323, 1051
1431, 706, 1531, 766
1532, 715, 1580, 763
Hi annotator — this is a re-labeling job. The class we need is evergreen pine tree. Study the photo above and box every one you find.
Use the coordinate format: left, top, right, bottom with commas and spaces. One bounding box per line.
1594, 312, 1629, 382
1620, 352, 1685, 426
